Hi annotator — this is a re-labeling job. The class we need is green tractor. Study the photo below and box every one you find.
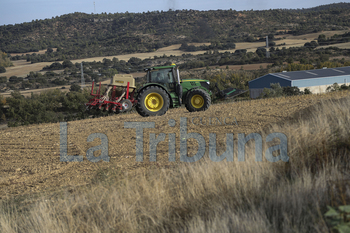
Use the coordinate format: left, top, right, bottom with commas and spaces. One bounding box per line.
136, 64, 247, 117
136, 64, 212, 117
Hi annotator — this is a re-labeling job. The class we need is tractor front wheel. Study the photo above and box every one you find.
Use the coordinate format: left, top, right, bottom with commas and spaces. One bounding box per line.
185, 89, 211, 112
136, 86, 170, 117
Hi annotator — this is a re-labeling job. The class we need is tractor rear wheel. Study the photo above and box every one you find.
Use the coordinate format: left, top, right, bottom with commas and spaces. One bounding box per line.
185, 88, 211, 112
136, 86, 170, 117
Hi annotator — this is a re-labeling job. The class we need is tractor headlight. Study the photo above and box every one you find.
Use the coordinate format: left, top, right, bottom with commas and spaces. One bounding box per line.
207, 81, 210, 85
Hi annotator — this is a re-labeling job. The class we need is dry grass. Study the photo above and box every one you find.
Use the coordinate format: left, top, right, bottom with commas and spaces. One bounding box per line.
0, 94, 349, 232
3, 60, 54, 78
317, 41, 350, 50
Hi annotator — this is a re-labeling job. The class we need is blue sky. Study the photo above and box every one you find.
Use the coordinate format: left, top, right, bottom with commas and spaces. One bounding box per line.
0, 0, 349, 26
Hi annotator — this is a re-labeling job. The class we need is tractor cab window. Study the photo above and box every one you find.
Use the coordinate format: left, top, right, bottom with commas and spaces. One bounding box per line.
150, 69, 174, 84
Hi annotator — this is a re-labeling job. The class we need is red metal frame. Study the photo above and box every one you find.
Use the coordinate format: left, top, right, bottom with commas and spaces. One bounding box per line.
85, 81, 137, 113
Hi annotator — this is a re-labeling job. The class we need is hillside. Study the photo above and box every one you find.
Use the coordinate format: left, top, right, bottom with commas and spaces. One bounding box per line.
0, 90, 349, 198
1, 3, 350, 62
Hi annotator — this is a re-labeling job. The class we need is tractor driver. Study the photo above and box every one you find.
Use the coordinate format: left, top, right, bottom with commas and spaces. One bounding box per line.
156, 72, 165, 82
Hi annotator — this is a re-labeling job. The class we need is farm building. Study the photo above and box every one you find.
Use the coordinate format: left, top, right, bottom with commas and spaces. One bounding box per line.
248, 66, 350, 98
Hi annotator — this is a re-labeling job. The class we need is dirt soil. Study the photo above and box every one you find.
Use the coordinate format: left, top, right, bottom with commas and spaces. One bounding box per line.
1, 91, 350, 199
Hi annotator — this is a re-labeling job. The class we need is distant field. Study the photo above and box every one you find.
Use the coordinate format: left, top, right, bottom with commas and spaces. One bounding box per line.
1, 85, 71, 98
193, 63, 273, 71
4, 60, 54, 78
317, 41, 350, 49
2, 30, 350, 98
275, 30, 349, 40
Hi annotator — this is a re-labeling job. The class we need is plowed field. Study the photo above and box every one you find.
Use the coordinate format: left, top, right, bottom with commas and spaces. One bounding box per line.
1, 91, 350, 199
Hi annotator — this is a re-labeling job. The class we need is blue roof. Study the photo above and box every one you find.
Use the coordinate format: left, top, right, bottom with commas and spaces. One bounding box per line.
266, 66, 350, 81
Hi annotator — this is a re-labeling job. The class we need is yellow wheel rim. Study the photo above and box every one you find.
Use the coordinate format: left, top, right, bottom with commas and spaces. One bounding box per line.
191, 94, 204, 108
145, 93, 164, 112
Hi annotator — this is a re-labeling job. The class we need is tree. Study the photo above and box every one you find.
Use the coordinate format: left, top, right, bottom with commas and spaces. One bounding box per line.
304, 41, 318, 49
128, 57, 142, 65
303, 88, 312, 94
62, 60, 74, 68
282, 86, 301, 96
47, 62, 63, 70
268, 41, 276, 47
286, 57, 293, 64
326, 83, 340, 92
0, 95, 5, 123
260, 83, 283, 98
256, 47, 266, 57
340, 84, 349, 90
70, 83, 82, 92
234, 49, 247, 55
0, 66, 5, 73
0, 76, 6, 83
318, 34, 327, 45
9, 76, 20, 83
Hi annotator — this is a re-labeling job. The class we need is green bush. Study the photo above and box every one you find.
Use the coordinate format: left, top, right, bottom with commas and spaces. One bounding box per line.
4, 88, 96, 126
70, 83, 82, 92
0, 76, 7, 83
260, 83, 283, 98
324, 205, 350, 233
340, 84, 350, 90
327, 83, 341, 92
283, 86, 301, 96
9, 76, 23, 83
303, 88, 312, 94
260, 84, 304, 98
0, 66, 5, 73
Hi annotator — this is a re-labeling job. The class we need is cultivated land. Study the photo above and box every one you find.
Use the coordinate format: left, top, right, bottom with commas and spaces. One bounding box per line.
0, 90, 349, 199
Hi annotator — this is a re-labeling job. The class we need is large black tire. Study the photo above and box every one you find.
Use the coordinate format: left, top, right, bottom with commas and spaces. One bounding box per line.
185, 88, 211, 112
136, 86, 170, 117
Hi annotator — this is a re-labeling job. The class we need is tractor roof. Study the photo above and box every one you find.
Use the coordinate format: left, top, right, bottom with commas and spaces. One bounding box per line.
144, 64, 176, 72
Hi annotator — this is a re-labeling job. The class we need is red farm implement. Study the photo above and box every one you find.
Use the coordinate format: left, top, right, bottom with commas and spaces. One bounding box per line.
85, 74, 137, 113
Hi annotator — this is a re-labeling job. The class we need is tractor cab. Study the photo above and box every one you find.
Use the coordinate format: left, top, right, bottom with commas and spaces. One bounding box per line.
144, 64, 180, 92
143, 64, 183, 107
148, 68, 175, 84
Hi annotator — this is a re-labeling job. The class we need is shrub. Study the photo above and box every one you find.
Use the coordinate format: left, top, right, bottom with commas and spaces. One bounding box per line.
303, 88, 312, 94
0, 76, 7, 83
260, 83, 283, 98
340, 84, 350, 90
70, 83, 82, 92
282, 86, 301, 96
0, 66, 5, 73
9, 76, 21, 83
324, 205, 350, 233
326, 83, 341, 92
